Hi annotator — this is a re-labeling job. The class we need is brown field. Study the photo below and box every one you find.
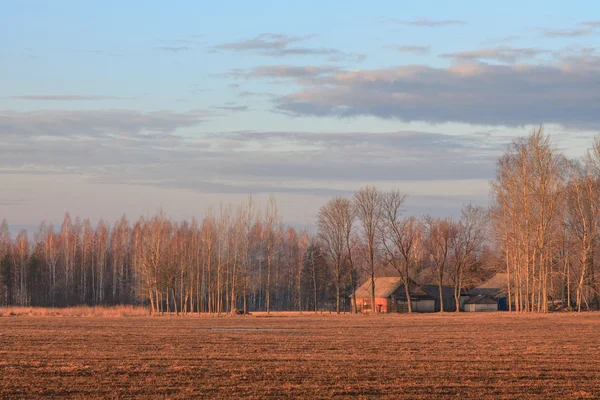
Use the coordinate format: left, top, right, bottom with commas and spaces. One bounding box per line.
1, 312, 600, 399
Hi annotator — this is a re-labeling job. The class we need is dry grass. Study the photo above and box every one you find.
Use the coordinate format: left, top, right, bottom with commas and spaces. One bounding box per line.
1, 313, 599, 399
0, 305, 150, 318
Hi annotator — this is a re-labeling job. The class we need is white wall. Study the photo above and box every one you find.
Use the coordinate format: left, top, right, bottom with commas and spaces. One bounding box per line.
464, 303, 498, 312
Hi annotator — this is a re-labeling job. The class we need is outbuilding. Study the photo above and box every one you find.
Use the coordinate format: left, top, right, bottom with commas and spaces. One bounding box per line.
352, 277, 436, 313
463, 295, 499, 312
421, 284, 463, 312
464, 272, 510, 311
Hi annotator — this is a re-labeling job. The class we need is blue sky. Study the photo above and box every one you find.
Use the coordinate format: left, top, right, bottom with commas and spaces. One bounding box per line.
1, 1, 599, 231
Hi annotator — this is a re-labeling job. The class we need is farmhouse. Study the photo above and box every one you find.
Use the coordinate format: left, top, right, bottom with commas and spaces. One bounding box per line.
352, 277, 435, 313
463, 272, 509, 311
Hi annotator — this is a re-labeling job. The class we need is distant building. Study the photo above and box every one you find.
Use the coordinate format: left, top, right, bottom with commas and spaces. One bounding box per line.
463, 273, 509, 311
351, 277, 435, 313
463, 295, 499, 312
421, 284, 463, 312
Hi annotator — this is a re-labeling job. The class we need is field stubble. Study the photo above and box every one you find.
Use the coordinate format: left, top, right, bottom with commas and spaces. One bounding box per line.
1, 312, 599, 399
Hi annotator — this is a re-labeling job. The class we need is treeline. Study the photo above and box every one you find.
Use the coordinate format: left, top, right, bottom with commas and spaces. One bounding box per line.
0, 195, 489, 314
0, 199, 319, 313
1, 127, 599, 313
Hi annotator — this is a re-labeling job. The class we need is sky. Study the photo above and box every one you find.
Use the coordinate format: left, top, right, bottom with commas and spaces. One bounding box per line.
1, 0, 600, 232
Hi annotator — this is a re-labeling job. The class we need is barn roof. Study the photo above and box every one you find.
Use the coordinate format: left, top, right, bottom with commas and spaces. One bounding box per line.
421, 284, 461, 300
353, 277, 403, 298
353, 277, 433, 299
468, 272, 508, 297
464, 295, 498, 305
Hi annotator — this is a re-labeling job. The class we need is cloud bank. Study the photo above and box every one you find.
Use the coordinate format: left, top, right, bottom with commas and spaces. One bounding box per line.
238, 55, 600, 128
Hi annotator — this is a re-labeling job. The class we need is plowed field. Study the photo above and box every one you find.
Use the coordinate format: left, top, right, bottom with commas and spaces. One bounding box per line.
1, 313, 599, 399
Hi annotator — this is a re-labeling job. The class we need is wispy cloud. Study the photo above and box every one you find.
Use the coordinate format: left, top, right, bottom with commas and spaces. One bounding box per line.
229, 65, 338, 81
211, 33, 365, 62
440, 46, 548, 63
542, 27, 593, 38
481, 35, 520, 45
582, 20, 600, 28
0, 109, 209, 138
157, 46, 189, 52
8, 95, 122, 101
0, 197, 25, 207
155, 36, 206, 53
540, 20, 600, 38
384, 18, 467, 27
212, 103, 249, 112
238, 90, 276, 98
393, 45, 431, 54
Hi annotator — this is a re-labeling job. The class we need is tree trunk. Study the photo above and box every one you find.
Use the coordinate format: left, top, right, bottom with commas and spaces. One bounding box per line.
266, 254, 271, 314
404, 279, 412, 313
438, 277, 444, 313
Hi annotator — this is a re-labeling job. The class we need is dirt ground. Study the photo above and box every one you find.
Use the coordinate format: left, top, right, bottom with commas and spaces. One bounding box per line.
1, 312, 599, 399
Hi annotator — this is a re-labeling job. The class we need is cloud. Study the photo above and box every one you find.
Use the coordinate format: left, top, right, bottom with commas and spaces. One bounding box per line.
0, 110, 529, 224
0, 197, 24, 207
212, 103, 249, 112
0, 109, 504, 197
238, 90, 276, 98
155, 36, 206, 53
228, 65, 338, 83
157, 46, 189, 52
190, 84, 210, 94
582, 21, 600, 28
440, 46, 548, 63
481, 35, 520, 45
8, 95, 121, 101
393, 45, 431, 55
0, 109, 208, 138
385, 18, 467, 27
542, 27, 593, 38
541, 20, 600, 37
262, 56, 600, 128
214, 33, 310, 51
211, 33, 365, 62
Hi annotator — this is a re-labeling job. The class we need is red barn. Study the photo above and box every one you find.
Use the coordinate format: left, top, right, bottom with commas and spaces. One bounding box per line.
352, 277, 436, 313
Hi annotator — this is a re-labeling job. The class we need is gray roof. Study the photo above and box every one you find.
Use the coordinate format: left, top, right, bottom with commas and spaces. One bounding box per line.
421, 284, 460, 300
468, 273, 508, 297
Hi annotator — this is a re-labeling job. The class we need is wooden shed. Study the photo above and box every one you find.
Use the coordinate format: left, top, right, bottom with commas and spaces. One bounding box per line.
465, 272, 510, 311
352, 277, 435, 313
463, 295, 499, 312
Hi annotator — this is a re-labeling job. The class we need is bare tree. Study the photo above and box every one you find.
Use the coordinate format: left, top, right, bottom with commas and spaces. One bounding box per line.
379, 191, 419, 313
451, 204, 487, 312
317, 197, 351, 313
490, 126, 563, 312
297, 229, 309, 312
12, 230, 30, 306
353, 187, 382, 312
424, 216, 457, 312
564, 159, 599, 312
263, 196, 280, 313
